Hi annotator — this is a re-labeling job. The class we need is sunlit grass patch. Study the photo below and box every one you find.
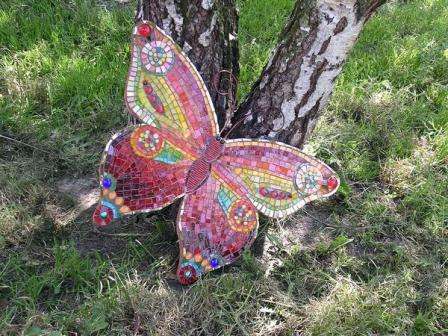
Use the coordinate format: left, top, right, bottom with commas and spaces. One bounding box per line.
303, 274, 416, 335
0, 0, 132, 158
237, 0, 295, 99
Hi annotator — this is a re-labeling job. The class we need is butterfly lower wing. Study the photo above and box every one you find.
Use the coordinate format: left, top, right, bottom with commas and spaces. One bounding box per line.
93, 125, 194, 226
176, 171, 258, 284
125, 21, 219, 148
220, 139, 340, 218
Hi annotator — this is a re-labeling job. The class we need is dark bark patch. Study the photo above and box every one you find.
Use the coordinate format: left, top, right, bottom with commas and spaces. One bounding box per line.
365, 0, 386, 22
296, 95, 323, 146
323, 12, 333, 24
328, 60, 345, 71
333, 17, 348, 35
318, 37, 332, 55
296, 58, 328, 112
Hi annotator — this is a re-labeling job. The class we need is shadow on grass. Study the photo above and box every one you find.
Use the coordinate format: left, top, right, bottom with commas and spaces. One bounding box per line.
1, 160, 446, 334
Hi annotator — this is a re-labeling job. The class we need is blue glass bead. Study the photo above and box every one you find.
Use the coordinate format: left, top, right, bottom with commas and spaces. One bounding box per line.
210, 258, 219, 268
100, 211, 108, 219
102, 177, 112, 189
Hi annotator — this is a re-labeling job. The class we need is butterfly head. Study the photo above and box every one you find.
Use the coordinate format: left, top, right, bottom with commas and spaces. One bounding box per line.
202, 136, 225, 163
216, 135, 226, 144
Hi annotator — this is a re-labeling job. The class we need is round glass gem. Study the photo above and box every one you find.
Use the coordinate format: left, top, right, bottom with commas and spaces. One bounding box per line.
102, 177, 112, 189
210, 258, 219, 268
327, 176, 339, 190
137, 23, 151, 37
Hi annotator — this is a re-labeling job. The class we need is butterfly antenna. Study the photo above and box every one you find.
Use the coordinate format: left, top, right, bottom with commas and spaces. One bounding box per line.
222, 113, 251, 139
213, 70, 239, 137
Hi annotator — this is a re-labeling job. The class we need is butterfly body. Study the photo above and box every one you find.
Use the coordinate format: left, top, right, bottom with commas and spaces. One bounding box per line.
93, 21, 340, 285
185, 136, 224, 193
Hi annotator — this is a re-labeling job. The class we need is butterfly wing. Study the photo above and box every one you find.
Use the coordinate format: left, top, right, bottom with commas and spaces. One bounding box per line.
175, 166, 258, 285
93, 19, 222, 226
92, 125, 196, 226
125, 21, 219, 147
219, 139, 340, 218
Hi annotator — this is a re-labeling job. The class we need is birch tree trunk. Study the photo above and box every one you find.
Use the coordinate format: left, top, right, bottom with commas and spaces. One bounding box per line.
140, 0, 386, 146
232, 0, 387, 147
138, 0, 239, 128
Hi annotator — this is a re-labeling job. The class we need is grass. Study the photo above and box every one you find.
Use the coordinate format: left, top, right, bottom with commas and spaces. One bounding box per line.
1, 0, 447, 335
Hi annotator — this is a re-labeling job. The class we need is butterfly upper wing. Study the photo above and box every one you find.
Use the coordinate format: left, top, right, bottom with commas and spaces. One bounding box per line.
93, 19, 222, 226
219, 139, 340, 218
92, 125, 196, 226
175, 165, 258, 285
125, 21, 219, 147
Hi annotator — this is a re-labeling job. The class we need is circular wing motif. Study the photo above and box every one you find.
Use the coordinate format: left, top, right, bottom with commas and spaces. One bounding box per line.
130, 126, 163, 158
93, 204, 114, 227
228, 199, 257, 233
141, 40, 174, 74
295, 163, 324, 195
177, 264, 198, 285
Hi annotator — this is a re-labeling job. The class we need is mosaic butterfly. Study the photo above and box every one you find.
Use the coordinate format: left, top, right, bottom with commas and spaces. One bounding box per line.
93, 21, 340, 285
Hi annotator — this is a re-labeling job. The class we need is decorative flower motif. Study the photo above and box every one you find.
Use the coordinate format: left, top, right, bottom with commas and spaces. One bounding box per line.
228, 199, 257, 233
177, 264, 198, 285
93, 204, 114, 227
141, 40, 174, 75
130, 126, 163, 158
295, 164, 323, 195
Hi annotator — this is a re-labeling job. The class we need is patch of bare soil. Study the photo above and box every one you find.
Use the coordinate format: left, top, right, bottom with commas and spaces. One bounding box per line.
55, 176, 178, 259
255, 204, 336, 275
57, 176, 99, 211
